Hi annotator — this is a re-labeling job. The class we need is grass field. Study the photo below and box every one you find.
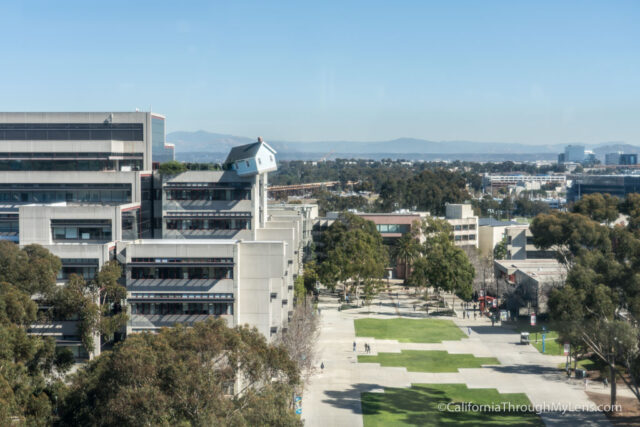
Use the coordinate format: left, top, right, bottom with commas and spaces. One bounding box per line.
362, 383, 542, 426
358, 350, 500, 372
354, 318, 467, 343
513, 320, 564, 355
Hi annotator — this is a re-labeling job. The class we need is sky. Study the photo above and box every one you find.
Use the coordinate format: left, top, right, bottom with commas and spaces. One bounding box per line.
0, 0, 638, 145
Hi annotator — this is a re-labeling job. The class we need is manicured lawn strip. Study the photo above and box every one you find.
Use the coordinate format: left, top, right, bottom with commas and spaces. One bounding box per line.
362, 383, 543, 426
355, 318, 467, 343
358, 350, 499, 372
530, 331, 563, 355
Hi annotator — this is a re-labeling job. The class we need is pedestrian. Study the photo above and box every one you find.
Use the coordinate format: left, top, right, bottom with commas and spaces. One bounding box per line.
353, 341, 356, 353
413, 304, 416, 311
321, 362, 324, 372
473, 311, 477, 319
603, 377, 608, 388
467, 327, 471, 335
491, 316, 495, 327
318, 308, 321, 315
584, 377, 589, 389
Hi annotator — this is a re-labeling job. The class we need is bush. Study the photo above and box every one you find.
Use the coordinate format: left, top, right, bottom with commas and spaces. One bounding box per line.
158, 161, 187, 175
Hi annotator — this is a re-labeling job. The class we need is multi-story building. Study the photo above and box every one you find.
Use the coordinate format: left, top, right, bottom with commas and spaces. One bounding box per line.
477, 218, 521, 257
563, 144, 585, 163
0, 112, 307, 359
568, 175, 640, 202
445, 203, 478, 249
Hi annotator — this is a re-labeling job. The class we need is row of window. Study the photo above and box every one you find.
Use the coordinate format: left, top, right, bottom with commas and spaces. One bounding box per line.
52, 226, 112, 242
130, 293, 234, 300
131, 257, 234, 264
454, 234, 476, 241
0, 189, 131, 204
453, 224, 476, 231
0, 159, 143, 171
0, 122, 143, 141
131, 302, 233, 316
376, 224, 411, 234
165, 189, 250, 201
57, 266, 98, 280
165, 219, 250, 231
130, 266, 233, 280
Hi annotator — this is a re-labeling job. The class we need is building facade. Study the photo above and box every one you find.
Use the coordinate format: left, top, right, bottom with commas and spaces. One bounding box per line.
0, 112, 309, 359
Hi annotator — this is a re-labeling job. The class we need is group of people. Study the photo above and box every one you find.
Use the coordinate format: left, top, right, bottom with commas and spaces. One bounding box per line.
353, 341, 372, 354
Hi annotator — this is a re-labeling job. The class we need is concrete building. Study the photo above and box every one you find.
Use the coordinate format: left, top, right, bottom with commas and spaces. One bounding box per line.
477, 218, 521, 257
504, 225, 555, 260
1, 111, 308, 359
494, 259, 565, 314
445, 203, 478, 248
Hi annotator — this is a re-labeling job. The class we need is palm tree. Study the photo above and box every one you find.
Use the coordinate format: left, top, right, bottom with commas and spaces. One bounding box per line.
392, 233, 420, 281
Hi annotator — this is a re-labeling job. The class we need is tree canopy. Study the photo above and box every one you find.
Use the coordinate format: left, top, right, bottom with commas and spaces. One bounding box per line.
59, 318, 302, 427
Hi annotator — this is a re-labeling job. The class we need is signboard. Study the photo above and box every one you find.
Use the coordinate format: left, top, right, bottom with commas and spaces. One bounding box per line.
564, 343, 570, 356
530, 313, 536, 326
295, 396, 302, 415
479, 289, 485, 298
500, 310, 508, 322
492, 299, 497, 308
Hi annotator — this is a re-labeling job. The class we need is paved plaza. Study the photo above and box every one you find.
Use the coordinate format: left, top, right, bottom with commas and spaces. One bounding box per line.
302, 288, 615, 427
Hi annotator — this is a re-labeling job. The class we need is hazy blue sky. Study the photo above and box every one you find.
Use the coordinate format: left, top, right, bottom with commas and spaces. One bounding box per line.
0, 1, 638, 144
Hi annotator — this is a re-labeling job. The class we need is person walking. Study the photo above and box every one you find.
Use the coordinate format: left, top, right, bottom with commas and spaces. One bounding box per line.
321, 362, 324, 373
353, 341, 356, 353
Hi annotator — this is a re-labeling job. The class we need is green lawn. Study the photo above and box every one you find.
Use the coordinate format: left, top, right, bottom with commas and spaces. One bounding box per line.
513, 320, 564, 356
362, 383, 542, 426
557, 358, 599, 371
530, 331, 563, 355
355, 318, 467, 343
358, 350, 499, 372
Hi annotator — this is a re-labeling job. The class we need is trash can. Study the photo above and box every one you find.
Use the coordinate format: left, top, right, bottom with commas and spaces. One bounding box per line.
575, 369, 586, 379
520, 332, 530, 345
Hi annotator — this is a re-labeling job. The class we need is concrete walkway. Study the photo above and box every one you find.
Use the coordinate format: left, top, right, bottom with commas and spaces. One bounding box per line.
302, 289, 613, 427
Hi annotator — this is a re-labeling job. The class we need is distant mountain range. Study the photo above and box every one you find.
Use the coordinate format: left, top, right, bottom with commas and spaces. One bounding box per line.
167, 130, 639, 162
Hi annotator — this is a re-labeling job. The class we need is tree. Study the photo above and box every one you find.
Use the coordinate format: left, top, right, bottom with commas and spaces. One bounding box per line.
276, 298, 319, 385
392, 232, 420, 281
317, 213, 387, 299
571, 193, 619, 224
158, 160, 187, 175
493, 236, 508, 260
59, 318, 301, 427
534, 209, 640, 406
0, 241, 61, 296
411, 218, 475, 302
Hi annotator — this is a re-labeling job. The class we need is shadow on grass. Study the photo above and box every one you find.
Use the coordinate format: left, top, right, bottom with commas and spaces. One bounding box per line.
320, 383, 543, 426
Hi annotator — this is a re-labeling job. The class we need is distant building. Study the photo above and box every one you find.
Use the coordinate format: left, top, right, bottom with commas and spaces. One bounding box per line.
605, 152, 622, 165
477, 218, 521, 257
445, 203, 478, 249
568, 175, 640, 201
563, 145, 585, 163
620, 154, 638, 165
357, 212, 428, 279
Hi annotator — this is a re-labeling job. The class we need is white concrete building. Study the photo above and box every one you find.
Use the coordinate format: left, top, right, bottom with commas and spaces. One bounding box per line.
444, 203, 478, 248
1, 111, 310, 358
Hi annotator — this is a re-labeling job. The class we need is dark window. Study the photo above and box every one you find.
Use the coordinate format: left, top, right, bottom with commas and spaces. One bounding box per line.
0, 123, 143, 141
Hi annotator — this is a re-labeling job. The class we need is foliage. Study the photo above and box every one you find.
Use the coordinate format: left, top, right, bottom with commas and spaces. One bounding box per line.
532, 207, 640, 403
0, 282, 65, 426
276, 299, 319, 384
0, 241, 61, 296
392, 232, 420, 281
571, 193, 619, 223
410, 217, 475, 300
158, 160, 187, 175
58, 318, 301, 427
493, 236, 508, 260
317, 213, 387, 298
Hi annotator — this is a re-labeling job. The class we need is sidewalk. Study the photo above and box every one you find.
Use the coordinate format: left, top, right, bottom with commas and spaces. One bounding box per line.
302, 290, 612, 427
